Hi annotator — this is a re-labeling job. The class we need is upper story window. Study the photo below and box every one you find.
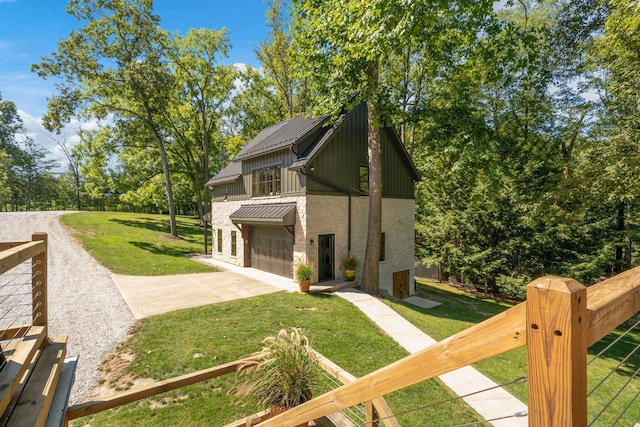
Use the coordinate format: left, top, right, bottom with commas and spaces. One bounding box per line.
252, 165, 282, 197
359, 166, 369, 194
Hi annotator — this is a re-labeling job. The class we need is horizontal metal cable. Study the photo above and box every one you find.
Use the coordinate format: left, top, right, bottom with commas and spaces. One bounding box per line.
356, 376, 528, 427
588, 317, 640, 366
589, 362, 640, 426
588, 340, 640, 397
453, 411, 528, 426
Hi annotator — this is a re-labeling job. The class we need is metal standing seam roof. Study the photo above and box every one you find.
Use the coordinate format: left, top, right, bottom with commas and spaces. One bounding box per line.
229, 203, 297, 226
233, 114, 329, 161
205, 161, 242, 186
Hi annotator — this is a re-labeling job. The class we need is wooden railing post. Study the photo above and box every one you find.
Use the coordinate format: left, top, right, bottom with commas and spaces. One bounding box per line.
31, 233, 47, 335
365, 400, 379, 427
527, 276, 587, 426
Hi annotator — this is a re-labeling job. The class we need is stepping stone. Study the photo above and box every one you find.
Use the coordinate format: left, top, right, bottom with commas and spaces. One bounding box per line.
403, 296, 442, 309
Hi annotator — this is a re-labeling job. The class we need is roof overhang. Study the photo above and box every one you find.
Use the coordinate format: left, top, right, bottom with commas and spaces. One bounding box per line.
230, 203, 297, 226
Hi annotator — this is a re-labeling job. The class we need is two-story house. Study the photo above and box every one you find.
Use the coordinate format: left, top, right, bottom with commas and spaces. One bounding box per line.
206, 102, 420, 297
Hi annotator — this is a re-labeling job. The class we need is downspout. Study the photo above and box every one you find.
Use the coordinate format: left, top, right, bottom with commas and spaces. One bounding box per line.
348, 194, 352, 253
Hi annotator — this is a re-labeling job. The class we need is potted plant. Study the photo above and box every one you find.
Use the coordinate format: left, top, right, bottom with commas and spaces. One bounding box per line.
295, 260, 314, 293
232, 328, 318, 426
342, 254, 358, 281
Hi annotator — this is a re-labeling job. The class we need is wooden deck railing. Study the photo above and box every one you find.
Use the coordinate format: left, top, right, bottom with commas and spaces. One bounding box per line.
258, 270, 640, 427
0, 233, 74, 427
66, 350, 399, 427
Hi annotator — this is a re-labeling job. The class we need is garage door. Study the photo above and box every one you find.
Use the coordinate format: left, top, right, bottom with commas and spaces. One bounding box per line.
250, 226, 293, 278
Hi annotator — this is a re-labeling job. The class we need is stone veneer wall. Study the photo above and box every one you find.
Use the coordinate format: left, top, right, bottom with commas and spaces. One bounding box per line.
305, 195, 350, 282
211, 194, 415, 294
210, 196, 307, 277
349, 197, 416, 295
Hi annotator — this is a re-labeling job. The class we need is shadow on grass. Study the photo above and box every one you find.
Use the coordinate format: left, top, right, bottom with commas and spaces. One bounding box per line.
110, 217, 202, 241
129, 241, 194, 258
395, 281, 510, 325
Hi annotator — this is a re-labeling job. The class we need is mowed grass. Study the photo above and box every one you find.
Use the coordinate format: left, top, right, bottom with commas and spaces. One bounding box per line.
61, 212, 215, 275
385, 281, 640, 426
75, 292, 483, 427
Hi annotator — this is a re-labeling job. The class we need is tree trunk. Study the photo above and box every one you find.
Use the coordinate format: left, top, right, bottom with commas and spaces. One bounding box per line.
624, 200, 633, 271
156, 136, 178, 237
362, 61, 382, 295
615, 202, 625, 274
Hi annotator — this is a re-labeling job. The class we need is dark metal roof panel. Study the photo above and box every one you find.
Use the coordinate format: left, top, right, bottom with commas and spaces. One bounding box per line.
234, 115, 330, 161
230, 203, 297, 226
206, 161, 242, 186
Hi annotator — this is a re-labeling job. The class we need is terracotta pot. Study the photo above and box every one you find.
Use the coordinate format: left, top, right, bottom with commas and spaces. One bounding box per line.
299, 279, 311, 293
345, 269, 356, 281
269, 405, 308, 427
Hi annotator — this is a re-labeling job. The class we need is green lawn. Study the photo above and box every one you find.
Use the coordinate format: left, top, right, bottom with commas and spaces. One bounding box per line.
61, 212, 215, 275
75, 292, 482, 426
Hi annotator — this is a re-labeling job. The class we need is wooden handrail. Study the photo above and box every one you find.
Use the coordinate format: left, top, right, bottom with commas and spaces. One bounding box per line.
66, 355, 262, 420
260, 268, 640, 427
0, 240, 46, 276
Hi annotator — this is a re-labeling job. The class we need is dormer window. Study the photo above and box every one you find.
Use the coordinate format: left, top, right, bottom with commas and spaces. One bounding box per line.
252, 165, 282, 197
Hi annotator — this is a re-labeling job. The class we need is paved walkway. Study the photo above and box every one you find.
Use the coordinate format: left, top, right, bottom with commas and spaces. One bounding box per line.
119, 257, 528, 426
336, 289, 528, 427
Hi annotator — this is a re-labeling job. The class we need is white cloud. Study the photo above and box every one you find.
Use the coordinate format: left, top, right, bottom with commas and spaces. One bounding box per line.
17, 109, 109, 172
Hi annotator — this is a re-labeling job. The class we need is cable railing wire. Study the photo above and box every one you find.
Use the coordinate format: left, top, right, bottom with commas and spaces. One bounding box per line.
610, 366, 640, 426
588, 317, 640, 366
589, 363, 640, 426
354, 376, 528, 427
587, 340, 640, 398
452, 411, 529, 426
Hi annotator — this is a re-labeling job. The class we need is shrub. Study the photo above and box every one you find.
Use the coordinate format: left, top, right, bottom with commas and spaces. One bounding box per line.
495, 274, 531, 300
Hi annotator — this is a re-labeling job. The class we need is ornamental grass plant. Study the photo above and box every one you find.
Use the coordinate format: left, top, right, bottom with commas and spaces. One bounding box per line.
231, 327, 319, 410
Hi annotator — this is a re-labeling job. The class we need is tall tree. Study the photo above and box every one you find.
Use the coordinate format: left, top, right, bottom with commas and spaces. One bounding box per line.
32, 0, 180, 236
166, 28, 238, 222
292, 0, 492, 294
257, 0, 308, 119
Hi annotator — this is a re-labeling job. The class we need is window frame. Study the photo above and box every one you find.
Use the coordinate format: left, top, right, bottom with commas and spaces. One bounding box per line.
231, 230, 237, 257
251, 164, 282, 197
217, 229, 223, 254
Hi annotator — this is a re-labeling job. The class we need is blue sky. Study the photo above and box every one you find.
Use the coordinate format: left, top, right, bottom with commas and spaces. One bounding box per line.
0, 0, 270, 163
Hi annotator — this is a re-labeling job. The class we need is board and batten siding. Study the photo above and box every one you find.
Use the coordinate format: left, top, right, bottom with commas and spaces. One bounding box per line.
307, 103, 368, 195
242, 149, 304, 196
381, 127, 417, 199
211, 178, 246, 201
307, 102, 417, 199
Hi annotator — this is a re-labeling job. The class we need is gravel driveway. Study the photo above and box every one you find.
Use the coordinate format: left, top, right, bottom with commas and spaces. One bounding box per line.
0, 211, 135, 404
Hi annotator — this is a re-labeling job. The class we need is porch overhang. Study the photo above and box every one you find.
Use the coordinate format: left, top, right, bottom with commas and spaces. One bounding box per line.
229, 203, 297, 227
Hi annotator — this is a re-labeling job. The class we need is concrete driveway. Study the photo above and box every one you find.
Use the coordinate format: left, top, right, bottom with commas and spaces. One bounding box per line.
111, 271, 282, 319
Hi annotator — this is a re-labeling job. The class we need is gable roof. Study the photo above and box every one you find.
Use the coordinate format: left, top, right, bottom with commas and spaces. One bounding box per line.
291, 103, 421, 182
207, 102, 421, 187
233, 114, 329, 162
